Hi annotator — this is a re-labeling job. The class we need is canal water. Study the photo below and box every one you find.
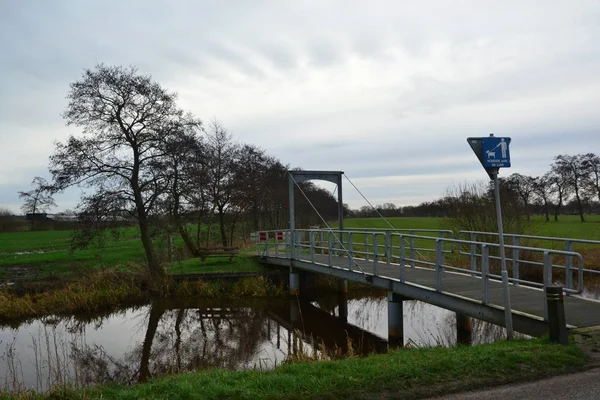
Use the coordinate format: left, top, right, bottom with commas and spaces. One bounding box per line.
0, 294, 521, 393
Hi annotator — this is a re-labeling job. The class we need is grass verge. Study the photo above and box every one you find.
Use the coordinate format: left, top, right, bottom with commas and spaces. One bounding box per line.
34, 338, 586, 400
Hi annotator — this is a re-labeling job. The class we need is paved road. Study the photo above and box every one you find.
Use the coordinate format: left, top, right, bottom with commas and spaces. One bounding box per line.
429, 368, 600, 400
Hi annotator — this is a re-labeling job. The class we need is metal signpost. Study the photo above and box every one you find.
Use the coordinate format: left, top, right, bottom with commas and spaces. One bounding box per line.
467, 134, 513, 340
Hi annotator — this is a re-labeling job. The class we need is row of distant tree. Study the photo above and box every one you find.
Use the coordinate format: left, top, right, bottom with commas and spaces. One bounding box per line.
350, 153, 600, 222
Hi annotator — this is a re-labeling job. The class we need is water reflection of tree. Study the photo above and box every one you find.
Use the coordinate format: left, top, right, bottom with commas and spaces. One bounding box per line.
71, 301, 271, 385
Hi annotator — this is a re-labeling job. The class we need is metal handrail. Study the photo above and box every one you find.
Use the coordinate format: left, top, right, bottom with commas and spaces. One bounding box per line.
256, 228, 594, 323
256, 228, 586, 296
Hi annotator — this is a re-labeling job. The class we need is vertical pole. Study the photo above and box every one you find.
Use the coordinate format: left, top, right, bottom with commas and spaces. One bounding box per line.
512, 236, 520, 286
320, 231, 325, 255
565, 241, 573, 291
348, 233, 354, 271
385, 231, 391, 264
543, 251, 552, 321
494, 172, 514, 340
435, 239, 443, 292
373, 234, 379, 276
399, 235, 406, 282
409, 235, 416, 268
289, 272, 299, 296
482, 244, 490, 305
470, 232, 477, 276
456, 313, 472, 345
288, 175, 295, 262
310, 230, 315, 263
387, 292, 404, 348
337, 174, 348, 292
337, 174, 344, 231
328, 233, 333, 267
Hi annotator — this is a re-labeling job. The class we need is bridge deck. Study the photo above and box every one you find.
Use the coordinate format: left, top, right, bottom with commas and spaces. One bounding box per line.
263, 252, 600, 334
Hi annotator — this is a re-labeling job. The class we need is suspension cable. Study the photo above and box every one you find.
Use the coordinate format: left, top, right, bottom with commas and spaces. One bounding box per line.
289, 173, 365, 274
343, 173, 431, 263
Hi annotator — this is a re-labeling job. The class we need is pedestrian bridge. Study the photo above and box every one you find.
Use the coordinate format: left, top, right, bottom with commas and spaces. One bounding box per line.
256, 228, 600, 338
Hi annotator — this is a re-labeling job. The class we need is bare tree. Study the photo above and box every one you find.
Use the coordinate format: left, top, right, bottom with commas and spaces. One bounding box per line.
205, 121, 239, 247
18, 176, 56, 215
49, 64, 201, 280
551, 154, 587, 222
546, 168, 569, 221
532, 175, 552, 222
158, 127, 205, 256
582, 153, 600, 203
18, 176, 57, 229
505, 173, 536, 220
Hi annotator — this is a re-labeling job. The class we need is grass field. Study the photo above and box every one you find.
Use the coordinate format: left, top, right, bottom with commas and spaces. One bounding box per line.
0, 227, 262, 280
342, 215, 600, 240
1, 215, 598, 280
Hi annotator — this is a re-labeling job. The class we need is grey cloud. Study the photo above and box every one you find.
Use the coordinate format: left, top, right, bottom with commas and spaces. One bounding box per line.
308, 41, 342, 67
2, 1, 600, 211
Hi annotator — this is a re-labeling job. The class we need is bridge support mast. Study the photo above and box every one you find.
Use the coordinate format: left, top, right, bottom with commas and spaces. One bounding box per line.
288, 170, 347, 295
388, 292, 405, 348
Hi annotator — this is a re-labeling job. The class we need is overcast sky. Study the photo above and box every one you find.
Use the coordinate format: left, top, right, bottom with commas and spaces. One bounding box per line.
1, 0, 599, 213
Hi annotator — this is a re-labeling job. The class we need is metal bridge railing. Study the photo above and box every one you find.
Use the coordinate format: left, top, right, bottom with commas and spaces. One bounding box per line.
255, 228, 589, 321
457, 230, 600, 285
255, 228, 587, 294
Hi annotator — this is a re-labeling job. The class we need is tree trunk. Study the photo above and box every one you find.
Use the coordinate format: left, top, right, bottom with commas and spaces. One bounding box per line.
576, 194, 585, 222
229, 211, 240, 247
196, 210, 203, 248
138, 209, 163, 280
139, 302, 165, 382
171, 166, 199, 257
132, 151, 164, 281
543, 198, 550, 222
177, 218, 199, 257
206, 222, 213, 247
218, 206, 227, 247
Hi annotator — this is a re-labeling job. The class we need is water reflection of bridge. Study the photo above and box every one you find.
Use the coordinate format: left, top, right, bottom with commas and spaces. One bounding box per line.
267, 297, 389, 355
162, 297, 389, 356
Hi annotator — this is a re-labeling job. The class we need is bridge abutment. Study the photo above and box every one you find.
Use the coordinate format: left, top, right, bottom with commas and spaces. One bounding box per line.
388, 292, 405, 348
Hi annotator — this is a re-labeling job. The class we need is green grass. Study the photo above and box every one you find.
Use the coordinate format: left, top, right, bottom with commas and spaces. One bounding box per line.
343, 215, 600, 239
341, 217, 443, 231
531, 215, 600, 240
340, 216, 600, 251
3, 215, 598, 280
0, 227, 141, 253
168, 255, 264, 274
36, 338, 586, 400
